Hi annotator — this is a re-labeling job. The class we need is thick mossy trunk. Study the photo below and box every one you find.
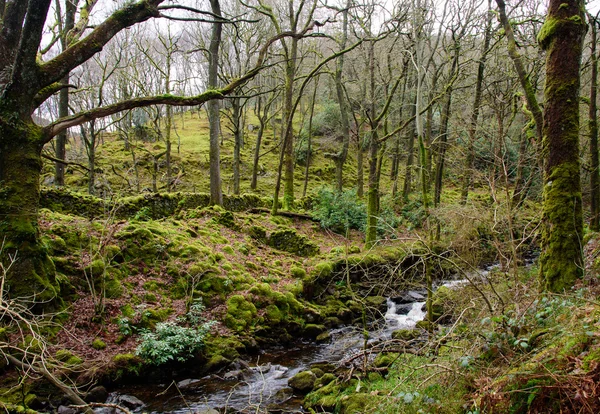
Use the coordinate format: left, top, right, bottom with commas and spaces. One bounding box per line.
0, 119, 58, 301
365, 132, 379, 248
538, 0, 586, 291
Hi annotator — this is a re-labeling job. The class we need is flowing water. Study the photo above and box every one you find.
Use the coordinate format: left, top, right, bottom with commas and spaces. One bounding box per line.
106, 279, 475, 413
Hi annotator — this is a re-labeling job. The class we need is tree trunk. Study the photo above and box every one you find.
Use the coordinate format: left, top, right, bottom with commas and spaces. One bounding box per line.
208, 0, 223, 205
303, 75, 318, 197
402, 95, 417, 202
0, 118, 58, 302
282, 37, 299, 210
357, 136, 364, 197
365, 39, 378, 248
538, 0, 586, 291
54, 0, 77, 187
232, 97, 242, 194
589, 15, 599, 231
251, 96, 266, 191
461, 0, 492, 204
333, 2, 350, 193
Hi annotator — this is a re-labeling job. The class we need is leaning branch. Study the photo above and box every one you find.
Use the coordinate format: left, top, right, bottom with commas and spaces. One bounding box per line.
43, 24, 323, 140
38, 0, 164, 88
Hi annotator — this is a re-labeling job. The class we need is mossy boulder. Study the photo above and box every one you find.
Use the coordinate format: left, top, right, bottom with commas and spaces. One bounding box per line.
213, 210, 237, 229
391, 329, 420, 341
338, 393, 376, 413
314, 373, 336, 388
224, 295, 257, 332
364, 296, 388, 314
288, 370, 317, 393
92, 338, 107, 350
304, 324, 326, 339
290, 266, 307, 279
304, 379, 340, 411
268, 228, 320, 257
248, 225, 267, 243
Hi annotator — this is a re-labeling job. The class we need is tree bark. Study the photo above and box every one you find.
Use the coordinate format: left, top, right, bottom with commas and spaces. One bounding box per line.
232, 97, 242, 194
589, 14, 599, 231
0, 119, 58, 302
538, 0, 586, 291
54, 0, 77, 186
208, 0, 223, 205
333, 1, 350, 192
461, 0, 493, 204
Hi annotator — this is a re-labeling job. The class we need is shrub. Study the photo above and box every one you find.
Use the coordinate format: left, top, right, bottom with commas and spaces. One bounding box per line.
136, 300, 214, 365
312, 188, 366, 234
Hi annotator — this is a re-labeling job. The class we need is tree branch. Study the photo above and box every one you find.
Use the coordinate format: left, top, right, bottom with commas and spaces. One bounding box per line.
38, 0, 164, 89
43, 26, 322, 140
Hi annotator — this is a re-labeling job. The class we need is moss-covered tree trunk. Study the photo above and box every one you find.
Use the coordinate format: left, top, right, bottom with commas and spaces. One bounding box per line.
538, 0, 586, 291
333, 2, 350, 193
589, 14, 599, 231
365, 38, 378, 248
208, 0, 223, 206
0, 118, 58, 301
282, 37, 299, 210
461, 0, 492, 204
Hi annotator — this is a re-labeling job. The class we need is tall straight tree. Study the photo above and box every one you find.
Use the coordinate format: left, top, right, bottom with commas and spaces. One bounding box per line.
208, 0, 223, 205
588, 12, 599, 231
537, 0, 586, 291
54, 0, 77, 186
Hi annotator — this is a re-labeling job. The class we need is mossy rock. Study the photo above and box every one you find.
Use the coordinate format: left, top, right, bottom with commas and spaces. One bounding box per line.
304, 379, 340, 411
316, 331, 331, 343
288, 370, 317, 393
338, 393, 377, 413
248, 225, 267, 243
224, 295, 257, 332
112, 353, 143, 378
373, 353, 398, 368
213, 210, 237, 229
310, 362, 336, 373
391, 329, 420, 341
416, 320, 434, 331
304, 324, 326, 339
267, 228, 320, 257
314, 372, 336, 388
364, 296, 387, 313
137, 307, 173, 330
290, 266, 307, 279
92, 339, 107, 350
204, 354, 232, 372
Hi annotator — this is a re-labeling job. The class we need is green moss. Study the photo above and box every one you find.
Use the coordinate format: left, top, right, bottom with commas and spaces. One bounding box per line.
112, 353, 143, 378
540, 161, 584, 291
92, 338, 107, 350
222, 245, 235, 254
304, 379, 341, 411
290, 266, 307, 279
248, 225, 267, 242
55, 349, 83, 366
105, 278, 123, 299
338, 393, 376, 413
224, 294, 257, 332
121, 304, 135, 318
137, 307, 173, 330
268, 228, 320, 257
288, 370, 317, 393
313, 261, 333, 278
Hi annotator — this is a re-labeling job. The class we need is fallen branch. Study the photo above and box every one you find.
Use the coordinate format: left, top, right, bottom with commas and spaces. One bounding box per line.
6, 355, 93, 414
247, 207, 316, 221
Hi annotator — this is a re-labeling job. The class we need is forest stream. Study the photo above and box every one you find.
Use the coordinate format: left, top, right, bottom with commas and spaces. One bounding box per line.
103, 272, 490, 414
